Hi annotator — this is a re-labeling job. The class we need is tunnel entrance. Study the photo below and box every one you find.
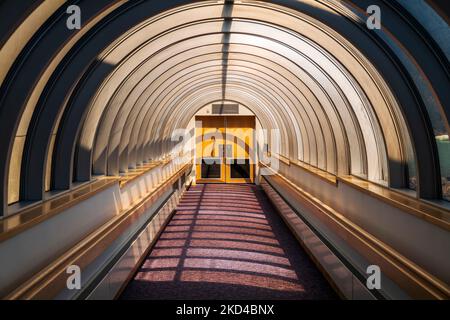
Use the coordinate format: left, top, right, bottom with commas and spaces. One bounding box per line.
195, 116, 255, 184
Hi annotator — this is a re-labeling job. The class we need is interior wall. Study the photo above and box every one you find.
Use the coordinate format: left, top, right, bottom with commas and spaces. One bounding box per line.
275, 161, 450, 284
6, 0, 447, 211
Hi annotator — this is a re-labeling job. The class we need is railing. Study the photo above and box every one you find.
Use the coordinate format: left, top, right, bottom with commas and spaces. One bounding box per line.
274, 155, 450, 231
337, 175, 450, 231
260, 163, 450, 299
0, 179, 118, 242
3, 161, 192, 299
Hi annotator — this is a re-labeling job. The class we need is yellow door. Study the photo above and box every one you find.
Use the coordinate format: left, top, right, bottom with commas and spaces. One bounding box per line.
196, 116, 226, 183
225, 116, 255, 183
196, 115, 255, 184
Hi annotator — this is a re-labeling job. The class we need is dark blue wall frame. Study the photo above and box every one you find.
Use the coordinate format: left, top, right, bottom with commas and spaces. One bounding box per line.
53, 0, 199, 189
19, 1, 119, 201
0, 0, 196, 212
271, 0, 445, 197
0, 0, 84, 211
352, 0, 450, 134
0, 0, 44, 47
426, 0, 450, 23
0, 0, 448, 215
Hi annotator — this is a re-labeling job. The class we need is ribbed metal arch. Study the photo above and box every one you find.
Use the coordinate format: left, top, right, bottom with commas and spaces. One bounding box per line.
1, 0, 447, 213
80, 22, 366, 179
108, 53, 337, 175
115, 63, 328, 174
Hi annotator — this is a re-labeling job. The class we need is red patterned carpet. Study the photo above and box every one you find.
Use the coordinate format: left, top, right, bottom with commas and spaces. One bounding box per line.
120, 184, 338, 300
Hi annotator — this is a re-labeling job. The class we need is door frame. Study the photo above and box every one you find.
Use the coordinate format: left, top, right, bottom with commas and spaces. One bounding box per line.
195, 115, 255, 184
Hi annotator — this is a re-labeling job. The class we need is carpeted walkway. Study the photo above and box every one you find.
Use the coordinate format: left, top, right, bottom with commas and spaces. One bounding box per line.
120, 184, 338, 300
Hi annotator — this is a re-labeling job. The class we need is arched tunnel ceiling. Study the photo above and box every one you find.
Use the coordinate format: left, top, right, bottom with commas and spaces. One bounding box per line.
0, 0, 449, 213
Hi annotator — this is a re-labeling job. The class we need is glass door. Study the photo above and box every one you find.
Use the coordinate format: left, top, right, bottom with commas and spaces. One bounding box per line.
196, 115, 255, 184
225, 116, 255, 183
196, 116, 226, 183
